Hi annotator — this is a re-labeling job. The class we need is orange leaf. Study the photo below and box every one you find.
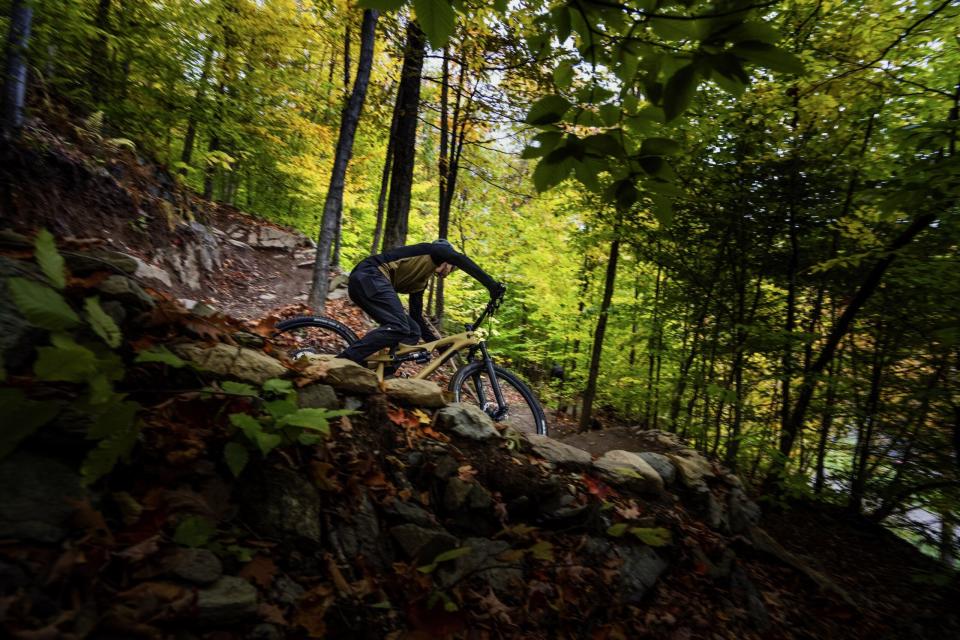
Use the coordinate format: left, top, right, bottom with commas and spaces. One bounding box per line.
240, 555, 277, 589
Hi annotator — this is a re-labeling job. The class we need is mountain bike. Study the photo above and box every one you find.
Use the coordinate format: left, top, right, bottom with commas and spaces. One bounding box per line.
273, 294, 548, 436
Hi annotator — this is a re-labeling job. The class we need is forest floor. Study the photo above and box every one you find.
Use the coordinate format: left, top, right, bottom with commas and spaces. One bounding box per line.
2, 120, 958, 638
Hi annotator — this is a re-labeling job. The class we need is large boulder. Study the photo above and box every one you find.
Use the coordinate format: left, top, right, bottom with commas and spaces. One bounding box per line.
436, 538, 523, 597
667, 451, 715, 489
173, 343, 287, 385
390, 524, 458, 563
637, 451, 676, 486
97, 274, 155, 309
435, 404, 500, 440
382, 378, 446, 408
163, 548, 223, 585
238, 466, 322, 542
0, 452, 87, 542
302, 357, 379, 394
527, 435, 592, 467
593, 450, 664, 495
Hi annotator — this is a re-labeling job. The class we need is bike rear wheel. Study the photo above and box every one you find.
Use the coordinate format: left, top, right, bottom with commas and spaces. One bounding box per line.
273, 316, 357, 360
450, 362, 548, 436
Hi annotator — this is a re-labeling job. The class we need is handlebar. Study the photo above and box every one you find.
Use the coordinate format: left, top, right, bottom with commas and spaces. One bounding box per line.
465, 289, 505, 331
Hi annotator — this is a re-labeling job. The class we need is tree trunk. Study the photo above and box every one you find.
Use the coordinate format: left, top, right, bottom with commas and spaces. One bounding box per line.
308, 9, 379, 308
87, 0, 112, 108
179, 44, 214, 175
767, 210, 937, 484
371, 100, 398, 253
645, 258, 662, 426
1, 0, 33, 141
381, 21, 425, 251
580, 228, 620, 431
436, 45, 451, 321
848, 329, 886, 515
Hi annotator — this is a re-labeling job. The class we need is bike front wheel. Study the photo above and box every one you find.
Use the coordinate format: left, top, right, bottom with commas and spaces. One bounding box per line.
450, 362, 548, 436
273, 315, 357, 360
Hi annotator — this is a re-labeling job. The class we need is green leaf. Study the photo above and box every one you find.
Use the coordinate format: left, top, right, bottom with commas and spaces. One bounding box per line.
277, 407, 333, 434
607, 522, 630, 537
173, 516, 216, 548
7, 277, 81, 331
222, 381, 259, 396
649, 193, 675, 226
722, 21, 781, 44
526, 95, 572, 125
553, 60, 574, 89
84, 297, 122, 348
230, 412, 265, 442
730, 41, 804, 75
0, 388, 60, 459
87, 399, 139, 439
532, 154, 572, 192
650, 18, 703, 41
418, 545, 472, 573
262, 378, 294, 395
255, 431, 282, 456
34, 334, 97, 382
413, 0, 455, 48
640, 137, 681, 156
599, 103, 621, 127
529, 540, 554, 561
551, 6, 571, 42
224, 442, 249, 477
629, 527, 672, 546
88, 374, 114, 405
81, 417, 139, 484
34, 229, 66, 289
265, 398, 298, 420
135, 346, 187, 368
662, 63, 699, 122
357, 0, 406, 10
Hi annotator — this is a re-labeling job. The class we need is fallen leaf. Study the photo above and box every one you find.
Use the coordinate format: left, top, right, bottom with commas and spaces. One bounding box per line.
240, 555, 277, 589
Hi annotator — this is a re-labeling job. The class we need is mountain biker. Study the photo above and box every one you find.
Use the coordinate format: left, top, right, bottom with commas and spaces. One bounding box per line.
337, 239, 506, 365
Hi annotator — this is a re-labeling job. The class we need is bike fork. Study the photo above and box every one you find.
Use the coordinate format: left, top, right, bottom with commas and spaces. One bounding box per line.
475, 343, 507, 420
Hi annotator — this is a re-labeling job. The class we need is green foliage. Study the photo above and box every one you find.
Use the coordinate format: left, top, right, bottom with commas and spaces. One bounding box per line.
84, 297, 122, 348
0, 389, 60, 458
417, 546, 472, 573
7, 277, 81, 331
173, 516, 217, 548
34, 229, 67, 289
224, 441, 249, 477
134, 346, 188, 368
2, 232, 141, 483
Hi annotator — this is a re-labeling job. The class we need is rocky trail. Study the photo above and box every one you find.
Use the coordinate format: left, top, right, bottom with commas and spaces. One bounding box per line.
2, 121, 958, 639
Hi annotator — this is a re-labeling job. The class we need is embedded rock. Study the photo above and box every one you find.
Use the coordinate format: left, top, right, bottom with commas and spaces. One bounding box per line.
297, 383, 339, 410
435, 404, 499, 440
390, 524, 458, 562
593, 450, 664, 495
383, 378, 446, 408
527, 435, 592, 466
637, 451, 676, 485
164, 548, 222, 585
97, 274, 155, 308
436, 538, 522, 597
173, 343, 287, 384
728, 487, 762, 534
303, 357, 379, 394
667, 452, 715, 489
238, 467, 322, 542
195, 576, 258, 625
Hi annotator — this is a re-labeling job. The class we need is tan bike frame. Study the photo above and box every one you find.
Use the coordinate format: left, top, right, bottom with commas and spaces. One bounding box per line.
365, 330, 482, 382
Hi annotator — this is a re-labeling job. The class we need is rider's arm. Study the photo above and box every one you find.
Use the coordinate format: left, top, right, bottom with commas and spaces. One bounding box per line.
427, 243, 500, 295
376, 242, 500, 295
408, 290, 440, 342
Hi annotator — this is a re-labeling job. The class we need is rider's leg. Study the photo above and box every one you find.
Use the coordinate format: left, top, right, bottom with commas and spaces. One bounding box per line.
338, 266, 421, 364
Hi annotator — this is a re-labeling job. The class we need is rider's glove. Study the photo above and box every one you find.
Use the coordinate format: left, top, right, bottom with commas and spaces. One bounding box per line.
491, 281, 507, 300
